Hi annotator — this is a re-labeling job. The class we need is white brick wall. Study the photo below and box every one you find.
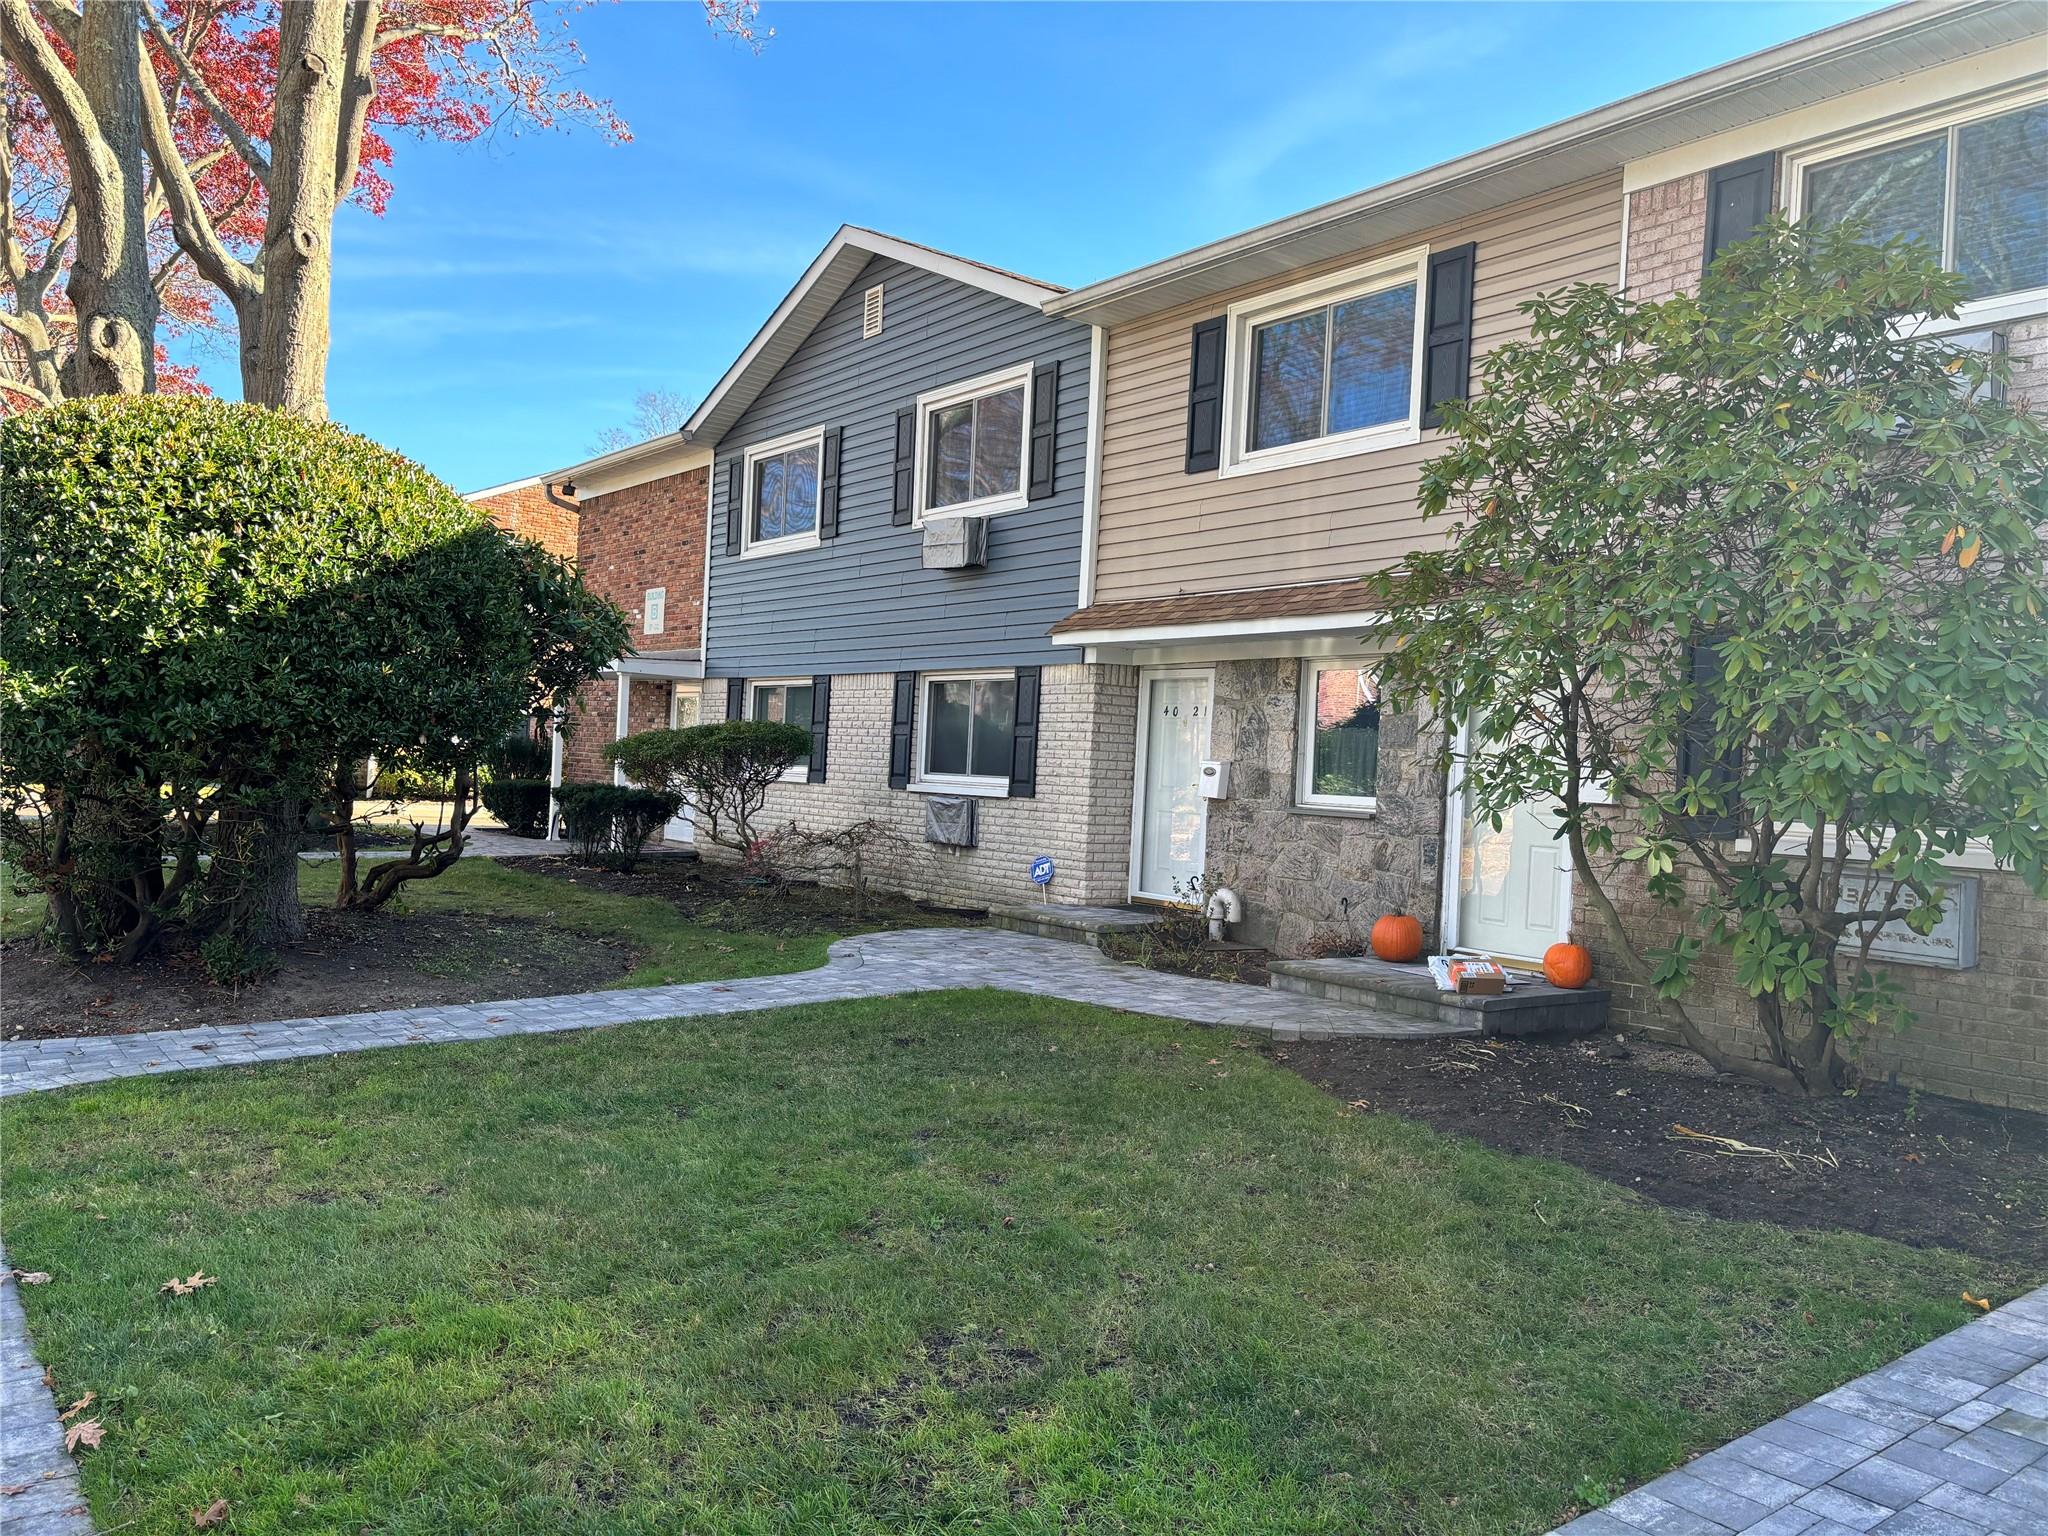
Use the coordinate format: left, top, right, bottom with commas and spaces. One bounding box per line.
704, 664, 1138, 910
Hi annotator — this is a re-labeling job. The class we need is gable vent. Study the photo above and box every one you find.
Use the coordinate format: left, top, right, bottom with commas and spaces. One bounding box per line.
862, 283, 884, 339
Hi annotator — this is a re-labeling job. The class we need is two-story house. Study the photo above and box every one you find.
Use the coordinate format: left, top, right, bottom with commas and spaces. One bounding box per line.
681, 227, 1137, 907
1042, 1, 2046, 1109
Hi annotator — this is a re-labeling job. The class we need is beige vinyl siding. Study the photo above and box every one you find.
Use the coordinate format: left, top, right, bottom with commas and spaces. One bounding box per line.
1092, 173, 1624, 602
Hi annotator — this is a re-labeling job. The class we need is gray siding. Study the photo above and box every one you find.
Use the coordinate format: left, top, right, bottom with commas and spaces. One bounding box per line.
706, 255, 1090, 676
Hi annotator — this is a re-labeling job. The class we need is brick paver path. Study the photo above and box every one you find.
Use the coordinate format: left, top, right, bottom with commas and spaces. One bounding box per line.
0, 927, 1468, 1100
1554, 1284, 2048, 1535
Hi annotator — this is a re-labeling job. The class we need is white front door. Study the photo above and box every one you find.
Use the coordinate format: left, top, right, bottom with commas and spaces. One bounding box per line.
1451, 794, 1567, 964
664, 687, 699, 843
1131, 669, 1213, 901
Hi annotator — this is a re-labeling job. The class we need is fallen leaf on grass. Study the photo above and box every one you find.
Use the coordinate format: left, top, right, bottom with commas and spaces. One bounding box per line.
192, 1497, 229, 1528
8, 1269, 51, 1285
40, 1366, 53, 1389
160, 1271, 217, 1298
63, 1418, 102, 1454
58, 1391, 94, 1422
1962, 1290, 1992, 1312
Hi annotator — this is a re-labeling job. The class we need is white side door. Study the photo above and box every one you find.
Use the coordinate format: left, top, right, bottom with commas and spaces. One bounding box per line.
1449, 791, 1568, 965
664, 687, 699, 843
1130, 669, 1213, 901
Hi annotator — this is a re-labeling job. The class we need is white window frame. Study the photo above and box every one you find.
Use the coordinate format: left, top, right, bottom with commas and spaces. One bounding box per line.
911, 668, 1016, 797
740, 426, 826, 560
746, 677, 815, 783
1783, 80, 2048, 331
1295, 658, 1381, 814
913, 363, 1033, 525
1217, 245, 1430, 479
642, 585, 666, 636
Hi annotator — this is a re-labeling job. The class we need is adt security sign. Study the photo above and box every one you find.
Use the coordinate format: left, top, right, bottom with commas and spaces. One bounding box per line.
1029, 856, 1055, 886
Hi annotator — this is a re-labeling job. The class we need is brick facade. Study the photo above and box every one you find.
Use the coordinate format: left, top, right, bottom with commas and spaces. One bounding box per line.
702, 665, 1138, 911
1594, 170, 2048, 1112
468, 479, 580, 561
552, 463, 712, 839
1203, 659, 1447, 955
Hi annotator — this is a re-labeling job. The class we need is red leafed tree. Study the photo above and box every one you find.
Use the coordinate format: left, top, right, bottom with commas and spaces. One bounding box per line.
2, 0, 766, 415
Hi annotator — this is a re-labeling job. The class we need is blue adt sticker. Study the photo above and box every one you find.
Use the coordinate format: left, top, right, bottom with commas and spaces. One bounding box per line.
1029, 856, 1055, 885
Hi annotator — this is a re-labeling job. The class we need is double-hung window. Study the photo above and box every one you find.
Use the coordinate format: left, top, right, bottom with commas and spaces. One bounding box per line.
743, 428, 823, 557
1790, 89, 2047, 324
1221, 247, 1428, 475
1296, 661, 1381, 812
748, 679, 815, 782
916, 671, 1016, 793
915, 365, 1031, 520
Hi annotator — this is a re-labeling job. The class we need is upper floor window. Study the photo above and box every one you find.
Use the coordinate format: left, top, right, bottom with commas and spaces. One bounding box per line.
1296, 661, 1380, 812
1791, 91, 2047, 318
1220, 248, 1428, 476
915, 365, 1030, 520
743, 428, 822, 557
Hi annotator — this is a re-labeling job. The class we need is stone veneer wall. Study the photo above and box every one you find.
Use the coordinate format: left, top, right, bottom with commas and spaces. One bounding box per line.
1203, 659, 1448, 955
702, 664, 1139, 911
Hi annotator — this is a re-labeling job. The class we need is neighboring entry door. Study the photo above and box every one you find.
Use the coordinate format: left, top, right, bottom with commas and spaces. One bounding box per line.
664, 688, 699, 843
1131, 669, 1213, 901
1453, 793, 1567, 965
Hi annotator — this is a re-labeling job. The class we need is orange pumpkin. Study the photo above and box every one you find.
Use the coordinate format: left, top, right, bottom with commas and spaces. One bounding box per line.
1370, 912, 1425, 963
1542, 942, 1593, 990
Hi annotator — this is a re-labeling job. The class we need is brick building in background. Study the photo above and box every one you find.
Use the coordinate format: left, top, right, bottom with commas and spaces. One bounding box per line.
541, 435, 714, 842
464, 475, 580, 561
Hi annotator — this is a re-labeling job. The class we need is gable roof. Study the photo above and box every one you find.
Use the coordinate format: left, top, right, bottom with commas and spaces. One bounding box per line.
1047, 0, 2044, 327
681, 226, 1067, 448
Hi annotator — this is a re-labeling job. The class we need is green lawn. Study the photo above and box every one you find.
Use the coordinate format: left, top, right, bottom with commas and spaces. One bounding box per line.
3, 992, 2018, 1536
294, 857, 840, 986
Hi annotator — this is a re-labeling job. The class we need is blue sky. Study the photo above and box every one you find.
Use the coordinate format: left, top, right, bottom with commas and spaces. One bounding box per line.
182, 1, 1881, 491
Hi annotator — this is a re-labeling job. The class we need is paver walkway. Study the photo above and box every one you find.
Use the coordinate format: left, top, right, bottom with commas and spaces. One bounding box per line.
0, 927, 1467, 1100
0, 1257, 92, 1535
1554, 1284, 2048, 1536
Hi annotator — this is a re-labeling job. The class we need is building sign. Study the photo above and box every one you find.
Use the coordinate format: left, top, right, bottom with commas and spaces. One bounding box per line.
1834, 875, 1979, 970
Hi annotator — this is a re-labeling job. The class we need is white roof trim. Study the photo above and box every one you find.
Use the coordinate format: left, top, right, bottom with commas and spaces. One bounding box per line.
681, 226, 1066, 447
1047, 0, 2042, 326
548, 434, 713, 500
463, 474, 542, 501
1051, 609, 1393, 649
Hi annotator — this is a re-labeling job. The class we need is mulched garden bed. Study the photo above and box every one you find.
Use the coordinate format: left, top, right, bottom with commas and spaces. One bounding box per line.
497, 854, 982, 938
1098, 932, 1274, 987
3, 905, 636, 1042
1273, 1030, 2047, 1265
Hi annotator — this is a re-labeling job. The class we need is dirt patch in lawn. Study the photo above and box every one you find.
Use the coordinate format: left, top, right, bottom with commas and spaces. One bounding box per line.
1275, 1032, 2048, 1265
498, 855, 981, 939
3, 905, 636, 1041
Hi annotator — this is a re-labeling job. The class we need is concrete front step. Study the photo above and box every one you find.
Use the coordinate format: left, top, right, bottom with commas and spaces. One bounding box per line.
988, 903, 1162, 949
1267, 955, 1608, 1038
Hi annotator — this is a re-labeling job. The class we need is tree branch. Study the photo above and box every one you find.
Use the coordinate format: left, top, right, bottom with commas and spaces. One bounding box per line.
132, 17, 257, 305
141, 0, 269, 183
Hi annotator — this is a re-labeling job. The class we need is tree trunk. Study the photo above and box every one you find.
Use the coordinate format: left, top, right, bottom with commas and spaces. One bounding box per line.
0, 0, 156, 397
201, 797, 308, 950
243, 0, 344, 417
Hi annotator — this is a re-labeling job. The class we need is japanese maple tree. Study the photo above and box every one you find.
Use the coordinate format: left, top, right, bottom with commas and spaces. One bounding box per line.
2, 0, 765, 413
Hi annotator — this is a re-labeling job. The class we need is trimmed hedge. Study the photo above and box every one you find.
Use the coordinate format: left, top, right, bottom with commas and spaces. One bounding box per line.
554, 782, 680, 871
481, 777, 551, 838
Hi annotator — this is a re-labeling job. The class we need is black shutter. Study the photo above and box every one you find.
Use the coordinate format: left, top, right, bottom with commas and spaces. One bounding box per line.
807, 675, 831, 783
1677, 636, 1741, 838
724, 459, 743, 556
891, 409, 916, 526
818, 428, 842, 540
1703, 153, 1776, 267
1009, 666, 1041, 799
1422, 242, 1477, 430
1183, 316, 1225, 473
1027, 361, 1060, 500
725, 675, 746, 723
888, 671, 918, 789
